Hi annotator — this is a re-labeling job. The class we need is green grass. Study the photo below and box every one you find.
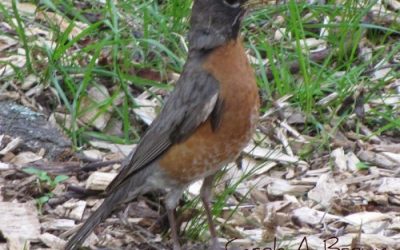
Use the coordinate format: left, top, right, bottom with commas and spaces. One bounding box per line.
1, 0, 399, 244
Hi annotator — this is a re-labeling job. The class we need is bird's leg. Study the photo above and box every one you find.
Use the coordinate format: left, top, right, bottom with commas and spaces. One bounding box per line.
166, 208, 181, 250
165, 188, 184, 250
200, 174, 221, 249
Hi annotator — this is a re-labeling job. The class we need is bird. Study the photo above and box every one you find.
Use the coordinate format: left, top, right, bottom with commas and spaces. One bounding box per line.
65, 0, 259, 249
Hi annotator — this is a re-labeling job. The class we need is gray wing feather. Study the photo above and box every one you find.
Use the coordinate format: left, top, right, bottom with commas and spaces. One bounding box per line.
106, 59, 220, 193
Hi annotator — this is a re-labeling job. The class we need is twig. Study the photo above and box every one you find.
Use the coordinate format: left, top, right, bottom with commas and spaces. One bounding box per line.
80, 159, 122, 172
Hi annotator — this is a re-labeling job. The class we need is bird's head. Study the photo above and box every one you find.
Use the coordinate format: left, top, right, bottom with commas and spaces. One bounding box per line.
188, 0, 249, 51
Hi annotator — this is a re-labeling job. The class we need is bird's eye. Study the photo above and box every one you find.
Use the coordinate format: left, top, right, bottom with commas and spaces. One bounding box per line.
223, 0, 241, 8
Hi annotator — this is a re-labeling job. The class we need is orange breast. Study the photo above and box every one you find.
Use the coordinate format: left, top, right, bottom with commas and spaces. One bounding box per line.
159, 38, 259, 184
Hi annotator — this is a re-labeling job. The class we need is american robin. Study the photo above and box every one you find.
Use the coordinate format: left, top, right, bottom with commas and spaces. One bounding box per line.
65, 0, 259, 249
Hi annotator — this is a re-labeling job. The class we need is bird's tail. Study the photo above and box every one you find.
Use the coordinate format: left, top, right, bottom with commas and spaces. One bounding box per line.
64, 166, 153, 250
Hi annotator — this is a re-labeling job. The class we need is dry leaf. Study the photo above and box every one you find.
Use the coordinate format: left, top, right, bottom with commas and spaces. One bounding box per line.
133, 98, 158, 125
308, 173, 347, 207
41, 219, 75, 231
10, 151, 42, 166
292, 38, 326, 50
341, 212, 391, 226
0, 137, 22, 155
1, 1, 37, 15
331, 147, 347, 171
39, 233, 66, 250
0, 54, 26, 77
82, 149, 103, 161
79, 85, 112, 130
85, 171, 117, 191
292, 207, 340, 225
89, 140, 135, 156
378, 177, 400, 194
267, 179, 312, 196
0, 202, 41, 246
0, 36, 17, 51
